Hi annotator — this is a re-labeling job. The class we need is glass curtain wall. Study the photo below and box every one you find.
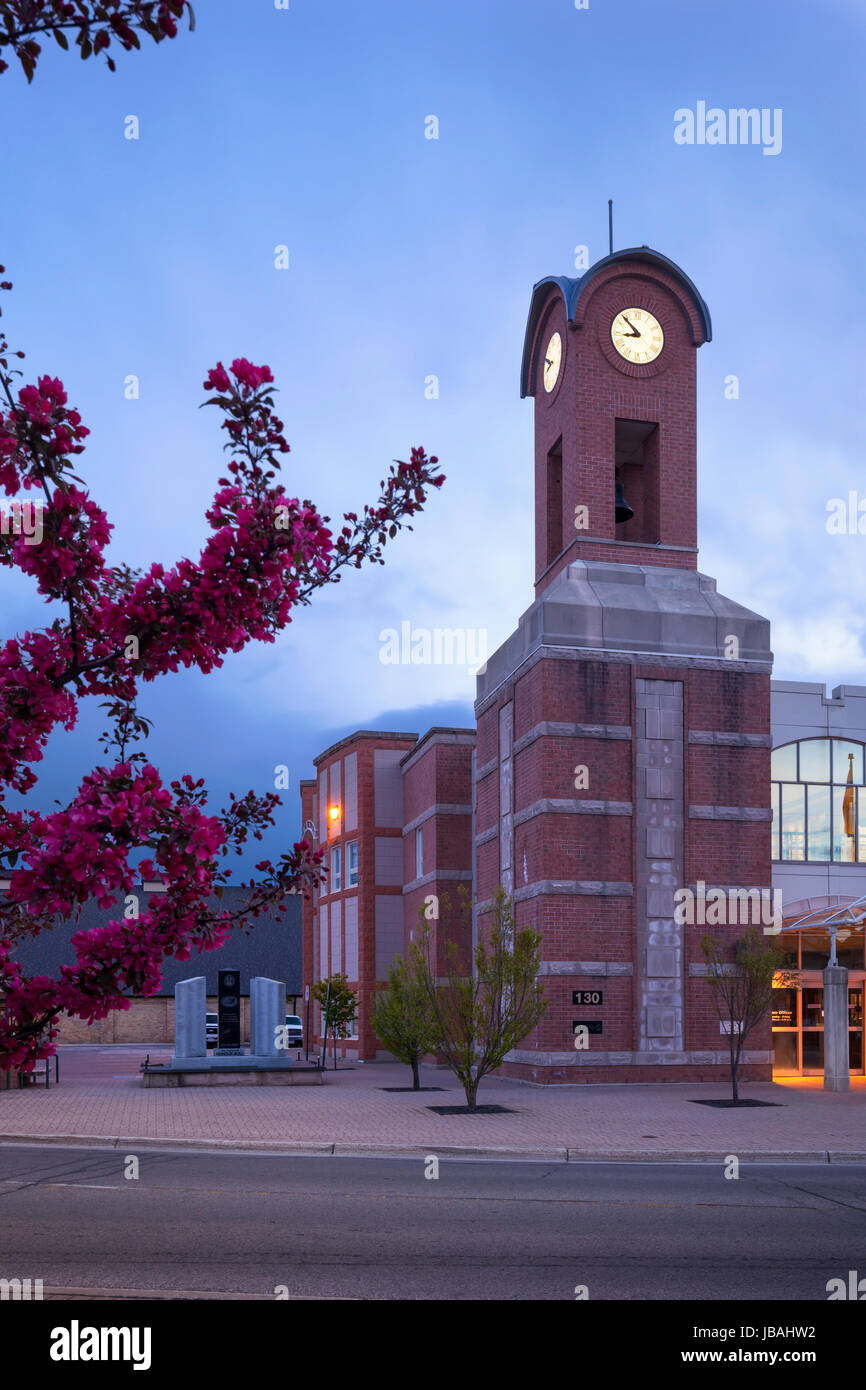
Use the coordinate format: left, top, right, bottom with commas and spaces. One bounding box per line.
772, 738, 866, 863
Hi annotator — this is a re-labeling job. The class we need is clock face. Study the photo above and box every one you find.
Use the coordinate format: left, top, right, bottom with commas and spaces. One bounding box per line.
542, 331, 563, 393
610, 307, 664, 364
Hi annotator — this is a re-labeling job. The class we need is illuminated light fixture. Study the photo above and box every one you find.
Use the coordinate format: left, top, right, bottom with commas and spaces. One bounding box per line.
328, 805, 341, 823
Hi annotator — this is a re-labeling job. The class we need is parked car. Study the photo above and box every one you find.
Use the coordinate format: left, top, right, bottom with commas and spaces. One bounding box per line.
205, 1013, 218, 1046
285, 1014, 304, 1049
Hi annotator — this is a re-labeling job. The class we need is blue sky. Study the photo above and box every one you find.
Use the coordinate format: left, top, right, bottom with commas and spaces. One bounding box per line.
1, 0, 864, 866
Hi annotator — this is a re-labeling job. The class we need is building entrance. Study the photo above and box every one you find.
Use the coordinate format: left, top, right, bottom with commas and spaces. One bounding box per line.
772, 977, 864, 1076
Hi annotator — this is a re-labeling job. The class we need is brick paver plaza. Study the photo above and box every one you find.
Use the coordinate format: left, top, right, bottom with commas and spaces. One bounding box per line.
0, 1046, 864, 1160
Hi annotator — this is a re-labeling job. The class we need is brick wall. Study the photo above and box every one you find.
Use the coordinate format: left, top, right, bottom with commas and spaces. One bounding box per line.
475, 646, 773, 1081
51, 996, 253, 1045
302, 731, 417, 1060
401, 729, 475, 976
527, 258, 708, 595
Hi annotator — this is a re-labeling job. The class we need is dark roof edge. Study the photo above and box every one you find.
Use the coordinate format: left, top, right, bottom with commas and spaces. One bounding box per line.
313, 729, 419, 766
399, 726, 477, 767
520, 247, 712, 397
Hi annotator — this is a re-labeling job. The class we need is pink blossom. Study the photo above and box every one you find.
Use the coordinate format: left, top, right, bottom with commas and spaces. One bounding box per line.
0, 286, 442, 1070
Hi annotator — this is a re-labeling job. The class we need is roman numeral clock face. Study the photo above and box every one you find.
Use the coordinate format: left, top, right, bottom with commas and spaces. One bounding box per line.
610, 307, 664, 364
542, 331, 562, 392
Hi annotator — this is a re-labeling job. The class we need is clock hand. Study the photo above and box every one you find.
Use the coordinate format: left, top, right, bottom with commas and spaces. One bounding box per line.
621, 315, 641, 337
545, 358, 553, 368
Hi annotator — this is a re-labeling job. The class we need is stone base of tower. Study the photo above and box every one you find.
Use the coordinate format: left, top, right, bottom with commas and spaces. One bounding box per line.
474, 558, 775, 1086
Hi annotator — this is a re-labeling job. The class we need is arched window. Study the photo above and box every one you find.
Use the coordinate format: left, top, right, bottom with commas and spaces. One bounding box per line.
772, 738, 866, 862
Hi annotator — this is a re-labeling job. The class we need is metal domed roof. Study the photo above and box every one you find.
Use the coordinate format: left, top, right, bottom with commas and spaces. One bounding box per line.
520, 246, 712, 397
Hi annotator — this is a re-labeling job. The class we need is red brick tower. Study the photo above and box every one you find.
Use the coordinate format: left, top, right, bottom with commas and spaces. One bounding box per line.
475, 248, 774, 1083
300, 730, 417, 1062
300, 726, 475, 1062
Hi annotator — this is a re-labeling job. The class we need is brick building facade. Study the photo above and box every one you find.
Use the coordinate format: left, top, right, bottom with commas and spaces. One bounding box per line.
298, 246, 788, 1082
300, 728, 475, 1061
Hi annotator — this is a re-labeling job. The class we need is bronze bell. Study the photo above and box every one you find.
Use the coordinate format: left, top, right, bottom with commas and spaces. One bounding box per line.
615, 471, 634, 524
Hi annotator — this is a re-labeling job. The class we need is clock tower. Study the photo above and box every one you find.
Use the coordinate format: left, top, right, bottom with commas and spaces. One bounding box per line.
522, 246, 711, 593
474, 247, 775, 1085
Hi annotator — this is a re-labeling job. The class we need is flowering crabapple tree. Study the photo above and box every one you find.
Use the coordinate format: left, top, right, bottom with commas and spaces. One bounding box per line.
0, 277, 443, 1071
0, 0, 443, 1074
0, 0, 443, 1072
0, 1, 194, 82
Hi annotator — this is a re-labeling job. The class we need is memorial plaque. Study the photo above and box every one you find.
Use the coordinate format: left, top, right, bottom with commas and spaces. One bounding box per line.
173, 976, 206, 1060
218, 969, 242, 1050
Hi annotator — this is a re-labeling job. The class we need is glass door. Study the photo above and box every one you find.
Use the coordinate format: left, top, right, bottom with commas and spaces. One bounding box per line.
772, 985, 799, 1075
850, 984, 864, 1072
801, 985, 824, 1074
772, 979, 865, 1075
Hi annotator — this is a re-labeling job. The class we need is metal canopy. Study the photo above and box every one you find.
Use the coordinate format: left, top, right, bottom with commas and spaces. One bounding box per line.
776, 894, 866, 967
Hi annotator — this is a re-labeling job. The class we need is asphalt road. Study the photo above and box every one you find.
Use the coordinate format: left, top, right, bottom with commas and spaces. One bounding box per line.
1, 1145, 865, 1301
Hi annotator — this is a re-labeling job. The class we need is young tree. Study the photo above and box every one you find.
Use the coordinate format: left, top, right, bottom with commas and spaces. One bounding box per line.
412, 886, 547, 1111
372, 953, 439, 1090
312, 973, 358, 1070
700, 928, 797, 1105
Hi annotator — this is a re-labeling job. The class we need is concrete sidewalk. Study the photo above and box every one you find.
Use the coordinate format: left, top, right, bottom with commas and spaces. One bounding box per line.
1, 1046, 865, 1162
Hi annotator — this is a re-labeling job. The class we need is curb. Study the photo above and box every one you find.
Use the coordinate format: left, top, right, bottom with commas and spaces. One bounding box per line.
39, 1286, 352, 1301
0, 1133, 335, 1155
332, 1142, 567, 1160
1, 1132, 866, 1163
566, 1148, 833, 1163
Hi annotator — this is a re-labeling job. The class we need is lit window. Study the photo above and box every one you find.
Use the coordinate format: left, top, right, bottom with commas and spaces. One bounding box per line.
330, 845, 342, 893
772, 738, 865, 863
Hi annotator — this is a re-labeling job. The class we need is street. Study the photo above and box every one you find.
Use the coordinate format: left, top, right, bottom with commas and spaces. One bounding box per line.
1, 1145, 864, 1300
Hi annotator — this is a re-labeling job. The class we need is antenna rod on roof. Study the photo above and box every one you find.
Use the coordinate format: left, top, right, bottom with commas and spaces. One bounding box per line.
608, 199, 613, 255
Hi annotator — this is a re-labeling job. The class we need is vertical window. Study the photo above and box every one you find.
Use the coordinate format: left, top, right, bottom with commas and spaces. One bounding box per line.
780, 783, 805, 860
330, 845, 342, 893
834, 740, 864, 784
798, 739, 830, 783
771, 743, 797, 781
807, 784, 831, 860
614, 418, 659, 544
346, 841, 358, 888
546, 439, 562, 569
833, 785, 856, 862
416, 826, 424, 879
